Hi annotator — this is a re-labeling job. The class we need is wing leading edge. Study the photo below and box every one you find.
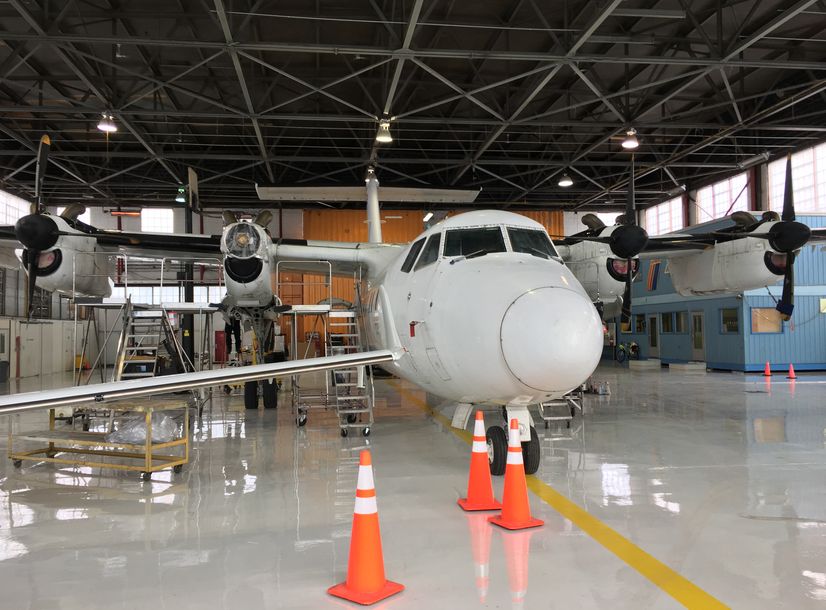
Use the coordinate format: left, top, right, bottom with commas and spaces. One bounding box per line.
0, 350, 395, 414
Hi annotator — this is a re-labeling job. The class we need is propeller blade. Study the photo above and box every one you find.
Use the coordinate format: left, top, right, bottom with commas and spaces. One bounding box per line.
620, 257, 633, 325
253, 210, 272, 227
33, 135, 50, 215
776, 252, 795, 320
222, 211, 239, 226
187, 167, 200, 212
26, 251, 38, 319
781, 154, 795, 222
59, 203, 87, 221
581, 213, 605, 232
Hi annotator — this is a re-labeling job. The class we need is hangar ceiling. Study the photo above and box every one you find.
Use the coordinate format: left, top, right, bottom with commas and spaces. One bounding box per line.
1, 1, 825, 212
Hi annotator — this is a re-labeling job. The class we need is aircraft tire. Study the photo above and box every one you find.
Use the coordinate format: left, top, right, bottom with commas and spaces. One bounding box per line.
522, 426, 541, 475
486, 426, 508, 476
244, 381, 258, 409
262, 379, 277, 409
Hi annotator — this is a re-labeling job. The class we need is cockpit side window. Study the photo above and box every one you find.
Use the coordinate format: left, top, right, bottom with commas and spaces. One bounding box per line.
401, 237, 426, 273
414, 233, 441, 270
443, 227, 506, 257
507, 228, 560, 260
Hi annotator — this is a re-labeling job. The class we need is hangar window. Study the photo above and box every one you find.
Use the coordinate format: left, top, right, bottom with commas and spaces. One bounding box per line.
141, 208, 174, 233
507, 228, 559, 259
414, 234, 441, 270
644, 197, 684, 236
751, 308, 783, 334
660, 312, 674, 333
56, 207, 91, 225
720, 308, 739, 333
675, 311, 688, 333
0, 189, 29, 224
695, 172, 749, 223
443, 227, 505, 257
768, 141, 826, 213
401, 238, 425, 273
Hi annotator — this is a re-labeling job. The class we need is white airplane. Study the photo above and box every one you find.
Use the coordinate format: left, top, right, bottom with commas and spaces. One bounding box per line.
1, 138, 823, 474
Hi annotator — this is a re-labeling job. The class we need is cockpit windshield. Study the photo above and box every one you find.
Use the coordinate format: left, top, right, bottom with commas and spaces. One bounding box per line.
443, 227, 506, 257
507, 228, 559, 260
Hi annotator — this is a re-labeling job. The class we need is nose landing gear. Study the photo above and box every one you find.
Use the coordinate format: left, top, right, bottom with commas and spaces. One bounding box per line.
486, 405, 541, 476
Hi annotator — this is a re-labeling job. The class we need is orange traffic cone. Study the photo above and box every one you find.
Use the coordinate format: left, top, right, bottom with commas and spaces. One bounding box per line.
787, 364, 797, 379
465, 513, 493, 603
458, 411, 502, 511
763, 361, 772, 376
488, 420, 544, 531
328, 450, 404, 605
502, 530, 535, 610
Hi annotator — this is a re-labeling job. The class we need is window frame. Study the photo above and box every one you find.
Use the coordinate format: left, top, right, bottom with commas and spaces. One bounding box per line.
634, 314, 646, 333
141, 208, 175, 234
443, 226, 506, 258
660, 312, 674, 334
414, 233, 441, 270
401, 237, 426, 273
674, 311, 688, 334
750, 307, 784, 335
720, 308, 740, 334
506, 227, 560, 260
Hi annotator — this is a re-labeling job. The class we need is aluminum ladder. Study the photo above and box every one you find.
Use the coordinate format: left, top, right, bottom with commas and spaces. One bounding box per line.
329, 310, 374, 437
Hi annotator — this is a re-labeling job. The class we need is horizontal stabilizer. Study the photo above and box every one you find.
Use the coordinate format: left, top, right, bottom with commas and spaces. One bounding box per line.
255, 184, 480, 203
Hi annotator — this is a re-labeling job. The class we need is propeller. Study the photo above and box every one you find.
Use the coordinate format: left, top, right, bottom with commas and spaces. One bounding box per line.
15, 135, 52, 319
772, 155, 811, 320
613, 153, 649, 326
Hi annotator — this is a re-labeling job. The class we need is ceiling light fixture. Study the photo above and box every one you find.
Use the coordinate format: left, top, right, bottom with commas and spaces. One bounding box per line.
666, 185, 686, 197
558, 172, 573, 188
107, 208, 141, 217
97, 112, 117, 133
621, 128, 639, 150
736, 151, 770, 170
423, 212, 434, 222
175, 186, 186, 203
375, 119, 393, 143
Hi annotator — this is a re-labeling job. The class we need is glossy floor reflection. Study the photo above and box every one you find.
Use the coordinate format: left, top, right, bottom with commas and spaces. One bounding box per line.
0, 364, 824, 608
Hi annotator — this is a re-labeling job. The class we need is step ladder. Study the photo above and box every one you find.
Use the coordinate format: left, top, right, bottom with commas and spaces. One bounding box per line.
115, 305, 191, 381
538, 388, 584, 429
329, 310, 374, 437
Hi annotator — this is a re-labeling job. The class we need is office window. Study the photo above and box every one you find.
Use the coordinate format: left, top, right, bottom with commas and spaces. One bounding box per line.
721, 308, 739, 333
660, 312, 673, 333
767, 141, 826, 213
695, 172, 749, 223
644, 197, 684, 236
0, 189, 30, 224
141, 208, 174, 233
56, 206, 92, 224
675, 311, 688, 333
634, 314, 645, 333
751, 308, 783, 334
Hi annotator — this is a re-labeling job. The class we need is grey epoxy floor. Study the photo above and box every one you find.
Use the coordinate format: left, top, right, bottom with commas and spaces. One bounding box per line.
0, 364, 824, 609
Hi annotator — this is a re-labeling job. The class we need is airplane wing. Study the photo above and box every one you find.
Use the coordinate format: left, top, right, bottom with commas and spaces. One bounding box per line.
0, 350, 395, 414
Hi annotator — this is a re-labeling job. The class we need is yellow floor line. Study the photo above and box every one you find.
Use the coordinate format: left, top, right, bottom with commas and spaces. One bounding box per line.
390, 381, 729, 609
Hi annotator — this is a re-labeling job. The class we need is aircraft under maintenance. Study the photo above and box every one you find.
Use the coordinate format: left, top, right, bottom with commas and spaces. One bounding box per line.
1, 136, 823, 475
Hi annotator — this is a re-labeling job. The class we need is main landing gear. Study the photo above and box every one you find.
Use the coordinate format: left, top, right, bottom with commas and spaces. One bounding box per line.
486, 407, 540, 476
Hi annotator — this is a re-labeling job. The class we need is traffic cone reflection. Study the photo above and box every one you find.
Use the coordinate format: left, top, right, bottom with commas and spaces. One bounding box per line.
458, 411, 502, 511
328, 450, 404, 605
502, 530, 535, 610
465, 513, 493, 603
488, 420, 544, 530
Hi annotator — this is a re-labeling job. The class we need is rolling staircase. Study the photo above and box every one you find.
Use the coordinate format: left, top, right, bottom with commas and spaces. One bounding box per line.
115, 303, 190, 381
329, 310, 374, 437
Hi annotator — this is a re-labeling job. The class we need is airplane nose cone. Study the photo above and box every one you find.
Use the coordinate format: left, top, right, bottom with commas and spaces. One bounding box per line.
500, 287, 603, 393
15, 214, 59, 251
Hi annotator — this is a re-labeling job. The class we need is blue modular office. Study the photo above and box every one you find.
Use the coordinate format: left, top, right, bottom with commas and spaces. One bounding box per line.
615, 214, 826, 372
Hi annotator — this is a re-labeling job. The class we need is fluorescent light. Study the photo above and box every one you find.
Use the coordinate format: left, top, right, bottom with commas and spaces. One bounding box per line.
376, 119, 392, 143
175, 186, 186, 203
423, 212, 434, 222
97, 112, 117, 133
736, 151, 770, 170
558, 173, 573, 187
621, 128, 639, 149
108, 208, 141, 217
666, 185, 686, 197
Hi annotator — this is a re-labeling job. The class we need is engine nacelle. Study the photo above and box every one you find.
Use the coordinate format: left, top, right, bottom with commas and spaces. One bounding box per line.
22, 216, 112, 297
221, 221, 274, 308
668, 236, 781, 296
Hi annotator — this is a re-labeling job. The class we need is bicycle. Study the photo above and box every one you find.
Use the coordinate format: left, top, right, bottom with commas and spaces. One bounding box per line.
614, 341, 640, 364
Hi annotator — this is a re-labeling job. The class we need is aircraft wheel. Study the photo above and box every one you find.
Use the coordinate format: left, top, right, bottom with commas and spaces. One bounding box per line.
340, 428, 348, 438
141, 471, 152, 481
244, 381, 258, 409
522, 426, 541, 475
262, 379, 277, 409
362, 427, 370, 437
486, 426, 508, 476
223, 385, 232, 395
173, 464, 183, 474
